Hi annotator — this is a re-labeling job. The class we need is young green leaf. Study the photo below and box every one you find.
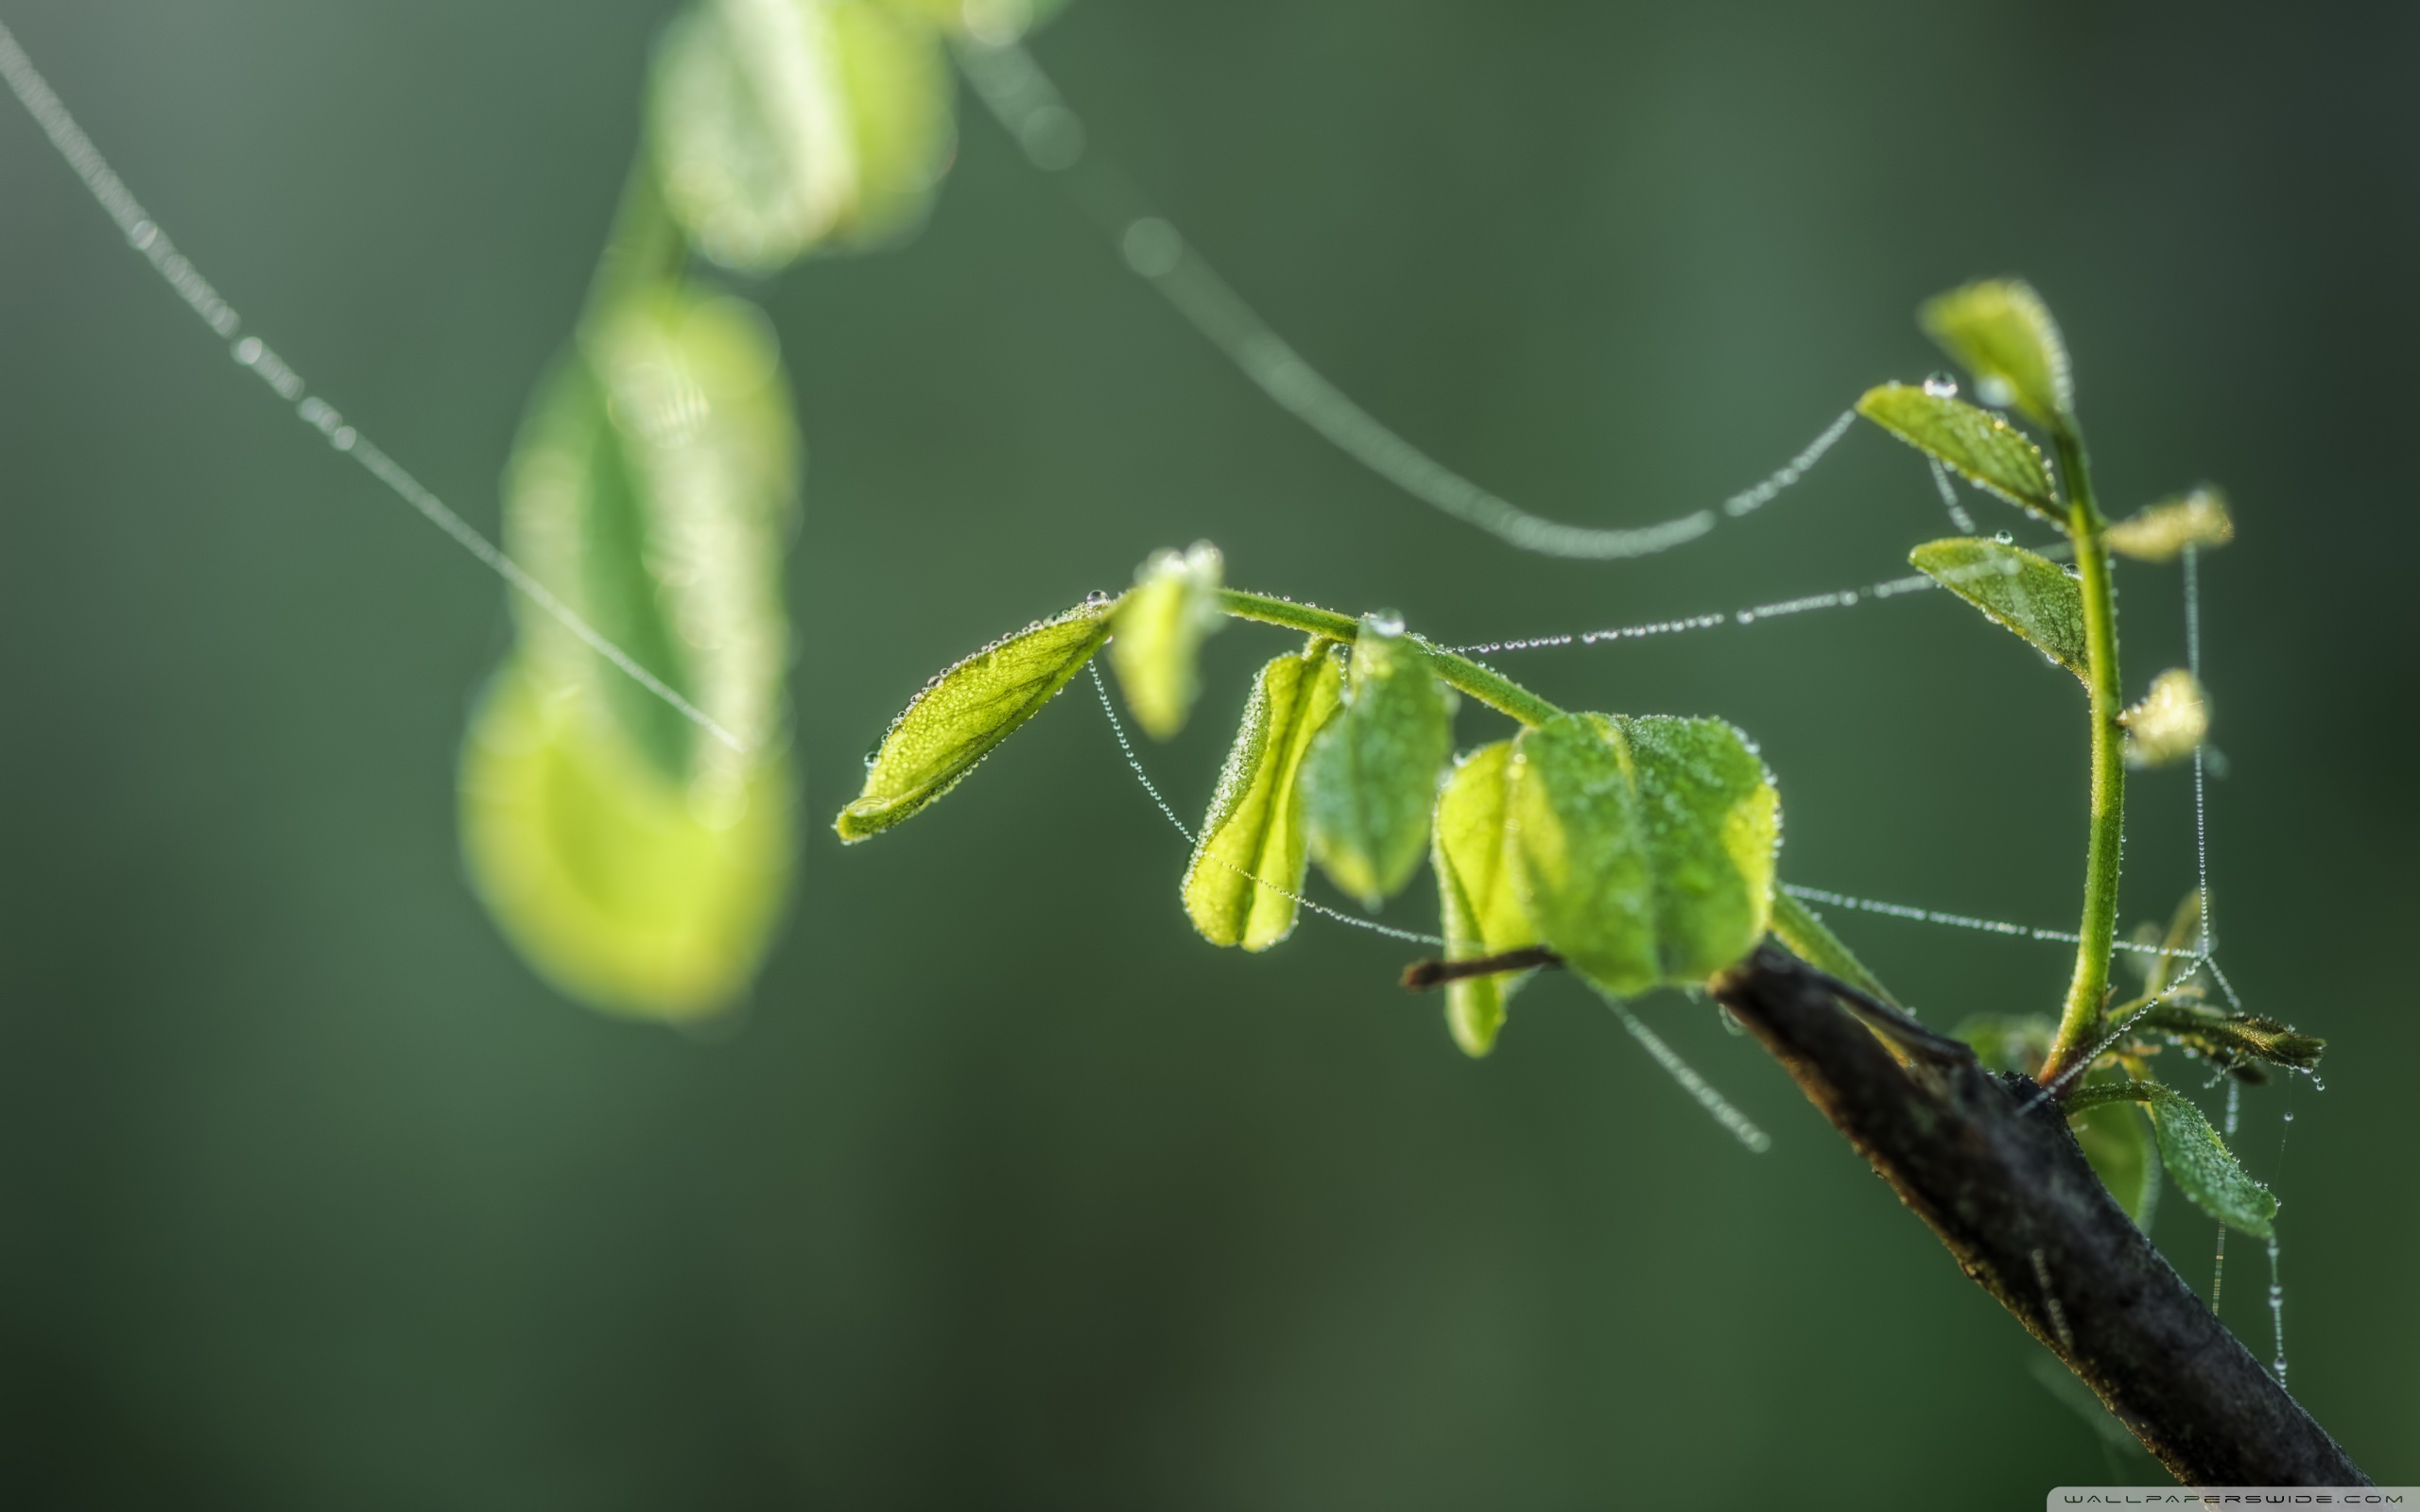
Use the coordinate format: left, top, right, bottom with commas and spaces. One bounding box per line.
1431, 741, 1539, 1057
836, 598, 1117, 841
1910, 537, 2088, 680
1769, 890, 1899, 1007
1919, 280, 2075, 431
1509, 714, 1656, 994
2071, 1095, 2160, 1231
1618, 716, 1779, 984
504, 285, 803, 785
2136, 1002, 2325, 1075
649, 0, 954, 274
2104, 487, 2234, 562
1507, 713, 1782, 997
1857, 384, 2063, 525
2122, 668, 2209, 768
1109, 543, 1224, 740
1303, 617, 1458, 908
460, 661, 795, 1022
2066, 1081, 2279, 1238
1182, 645, 1344, 951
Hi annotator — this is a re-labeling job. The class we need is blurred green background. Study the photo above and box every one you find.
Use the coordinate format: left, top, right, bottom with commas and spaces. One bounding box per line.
3, 0, 2414, 1503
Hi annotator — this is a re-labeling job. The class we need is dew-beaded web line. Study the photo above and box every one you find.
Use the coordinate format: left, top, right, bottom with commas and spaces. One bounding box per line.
957, 34, 1858, 563
0, 20, 747, 755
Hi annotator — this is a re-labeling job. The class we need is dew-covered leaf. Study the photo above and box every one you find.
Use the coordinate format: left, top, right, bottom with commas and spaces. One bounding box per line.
2066, 1080, 2278, 1238
2105, 487, 2235, 562
1770, 890, 1899, 1007
1618, 716, 1778, 983
1919, 280, 2075, 430
2122, 668, 2209, 768
1509, 713, 1783, 997
1303, 618, 1457, 908
2071, 1093, 2160, 1231
1182, 645, 1343, 950
836, 598, 1116, 841
504, 288, 802, 785
460, 662, 795, 1022
1431, 741, 1538, 1056
1110, 542, 1223, 740
1858, 384, 2063, 525
1910, 537, 2088, 680
2137, 1002, 2325, 1075
649, 0, 953, 275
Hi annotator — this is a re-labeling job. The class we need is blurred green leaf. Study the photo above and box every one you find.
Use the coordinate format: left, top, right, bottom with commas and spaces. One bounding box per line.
2105, 487, 2235, 562
1910, 537, 2088, 680
649, 0, 953, 274
1769, 890, 1898, 1007
1919, 279, 2075, 430
1956, 1013, 2052, 1076
1110, 543, 1223, 740
837, 598, 1116, 841
877, 0, 1073, 37
2122, 668, 2209, 768
2071, 1090, 2160, 1230
1858, 384, 2062, 525
504, 286, 801, 783
1183, 645, 1344, 950
1303, 618, 1457, 908
1432, 741, 1537, 1057
2066, 1080, 2278, 1238
1508, 713, 1779, 997
460, 662, 795, 1022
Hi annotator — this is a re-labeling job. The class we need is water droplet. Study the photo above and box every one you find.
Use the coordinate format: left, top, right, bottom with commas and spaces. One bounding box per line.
1083, 589, 1115, 608
1994, 531, 2014, 545
864, 746, 882, 769
1365, 610, 1406, 637
1923, 371, 1960, 399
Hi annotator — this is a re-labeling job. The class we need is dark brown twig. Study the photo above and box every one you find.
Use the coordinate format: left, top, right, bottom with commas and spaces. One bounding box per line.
1400, 946, 1564, 991
1711, 943, 2367, 1486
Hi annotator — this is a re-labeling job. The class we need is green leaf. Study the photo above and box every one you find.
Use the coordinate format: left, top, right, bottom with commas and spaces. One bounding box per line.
1507, 713, 1779, 997
1109, 543, 1223, 740
648, 0, 954, 274
2136, 1002, 2325, 1075
1910, 537, 2089, 680
1955, 1014, 2052, 1076
2105, 487, 2235, 562
876, 0, 1074, 36
2066, 1080, 2278, 1238
503, 284, 801, 783
460, 661, 795, 1022
1620, 716, 1779, 983
1431, 741, 1538, 1057
2071, 1094, 2160, 1231
1857, 384, 2063, 525
1302, 618, 1457, 908
1183, 645, 1344, 950
836, 598, 1116, 841
1919, 280, 2075, 431
2122, 668, 2209, 769
1769, 890, 1898, 1007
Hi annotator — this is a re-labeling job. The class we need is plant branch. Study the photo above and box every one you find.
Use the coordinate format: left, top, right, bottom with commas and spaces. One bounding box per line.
2044, 428, 2126, 1087
1216, 588, 1566, 727
1712, 944, 2367, 1486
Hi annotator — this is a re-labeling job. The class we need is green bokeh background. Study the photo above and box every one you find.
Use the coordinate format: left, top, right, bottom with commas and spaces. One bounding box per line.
3, 1, 2413, 1503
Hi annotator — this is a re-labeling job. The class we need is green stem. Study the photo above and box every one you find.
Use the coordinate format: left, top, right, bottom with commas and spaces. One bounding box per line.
2042, 429, 2125, 1088
1216, 588, 1567, 728
579, 151, 686, 335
